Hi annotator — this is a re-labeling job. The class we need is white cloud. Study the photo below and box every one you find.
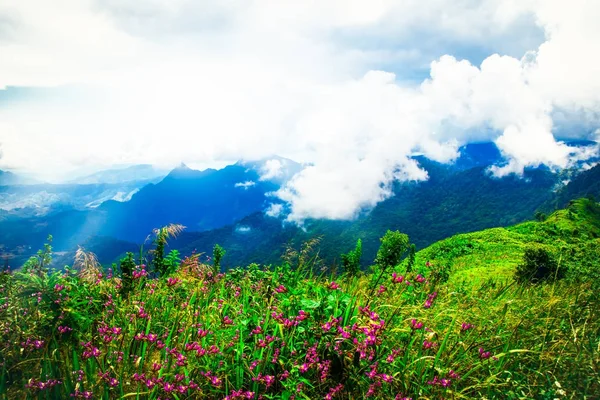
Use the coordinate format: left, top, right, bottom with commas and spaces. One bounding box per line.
259, 159, 283, 181
0, 0, 599, 220
235, 225, 251, 233
265, 203, 283, 218
234, 181, 256, 190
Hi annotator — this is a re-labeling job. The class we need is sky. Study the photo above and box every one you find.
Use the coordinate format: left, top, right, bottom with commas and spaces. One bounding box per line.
0, 0, 599, 222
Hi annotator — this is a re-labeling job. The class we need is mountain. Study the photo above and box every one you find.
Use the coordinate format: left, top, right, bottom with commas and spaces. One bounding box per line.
95, 162, 283, 242
70, 164, 168, 184
453, 142, 504, 170
540, 163, 600, 212
0, 181, 154, 215
0, 169, 40, 185
168, 164, 558, 269
408, 197, 600, 285
237, 156, 304, 184
3, 143, 600, 270
0, 159, 301, 267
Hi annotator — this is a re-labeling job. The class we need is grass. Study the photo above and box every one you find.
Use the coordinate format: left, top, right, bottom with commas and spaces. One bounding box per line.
0, 200, 598, 399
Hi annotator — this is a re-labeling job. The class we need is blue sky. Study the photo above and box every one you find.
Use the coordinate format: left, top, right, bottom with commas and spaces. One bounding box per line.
0, 0, 599, 220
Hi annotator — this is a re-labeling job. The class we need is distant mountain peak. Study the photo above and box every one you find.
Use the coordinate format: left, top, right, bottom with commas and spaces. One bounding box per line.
70, 164, 167, 185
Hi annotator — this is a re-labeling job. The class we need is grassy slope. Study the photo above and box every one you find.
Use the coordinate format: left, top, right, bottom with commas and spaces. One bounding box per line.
1, 201, 599, 399
408, 198, 600, 285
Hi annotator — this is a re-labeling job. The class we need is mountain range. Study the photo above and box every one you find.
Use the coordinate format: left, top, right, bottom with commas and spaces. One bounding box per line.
1, 142, 599, 269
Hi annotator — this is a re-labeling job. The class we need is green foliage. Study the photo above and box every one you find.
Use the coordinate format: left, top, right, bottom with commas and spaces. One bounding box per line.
119, 252, 136, 296
375, 230, 409, 269
564, 239, 600, 289
152, 224, 185, 276
535, 211, 547, 222
213, 243, 226, 272
164, 249, 181, 275
515, 245, 563, 284
22, 235, 53, 277
341, 239, 362, 276
406, 243, 416, 272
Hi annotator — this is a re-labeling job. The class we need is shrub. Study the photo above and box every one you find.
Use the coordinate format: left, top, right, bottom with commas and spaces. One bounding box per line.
341, 239, 362, 276
213, 244, 226, 272
515, 245, 564, 284
375, 230, 409, 270
119, 252, 136, 296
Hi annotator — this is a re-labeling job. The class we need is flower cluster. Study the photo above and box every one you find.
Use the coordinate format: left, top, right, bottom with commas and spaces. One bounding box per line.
132, 264, 148, 279
25, 378, 62, 391
423, 292, 437, 309
80, 341, 101, 360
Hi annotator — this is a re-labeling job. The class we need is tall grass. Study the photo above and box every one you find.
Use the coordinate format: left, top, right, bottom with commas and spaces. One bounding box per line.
0, 254, 598, 399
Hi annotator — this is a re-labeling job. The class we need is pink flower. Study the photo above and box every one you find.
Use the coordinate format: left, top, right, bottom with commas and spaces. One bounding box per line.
478, 348, 492, 359
461, 322, 474, 332
166, 277, 180, 287
274, 284, 288, 293
410, 319, 423, 330
58, 326, 72, 334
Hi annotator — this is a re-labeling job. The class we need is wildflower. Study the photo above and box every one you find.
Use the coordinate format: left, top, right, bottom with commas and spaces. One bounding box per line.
223, 315, 234, 325
391, 272, 404, 283
70, 389, 93, 399
58, 326, 72, 334
324, 383, 344, 400
365, 381, 382, 397
377, 285, 386, 295
427, 376, 452, 387
328, 281, 341, 290
478, 347, 492, 359
461, 322, 474, 332
81, 342, 101, 360
166, 277, 180, 287
274, 284, 287, 293
163, 382, 175, 393
210, 375, 222, 387
415, 274, 426, 283
423, 340, 438, 350
410, 319, 424, 330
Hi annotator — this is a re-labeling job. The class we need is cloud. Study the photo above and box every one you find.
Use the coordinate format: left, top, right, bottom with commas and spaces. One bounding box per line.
235, 225, 251, 233
259, 159, 283, 181
234, 181, 256, 190
0, 0, 599, 219
265, 203, 284, 218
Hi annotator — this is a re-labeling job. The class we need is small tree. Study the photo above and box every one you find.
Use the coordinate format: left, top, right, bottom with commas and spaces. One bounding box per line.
152, 224, 185, 276
119, 252, 136, 296
534, 211, 547, 222
164, 250, 182, 276
341, 239, 362, 276
515, 245, 563, 284
22, 235, 53, 278
213, 244, 226, 273
375, 230, 409, 270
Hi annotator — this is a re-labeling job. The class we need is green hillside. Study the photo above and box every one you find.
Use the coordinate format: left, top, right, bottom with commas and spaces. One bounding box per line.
408, 198, 600, 285
1, 200, 598, 399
